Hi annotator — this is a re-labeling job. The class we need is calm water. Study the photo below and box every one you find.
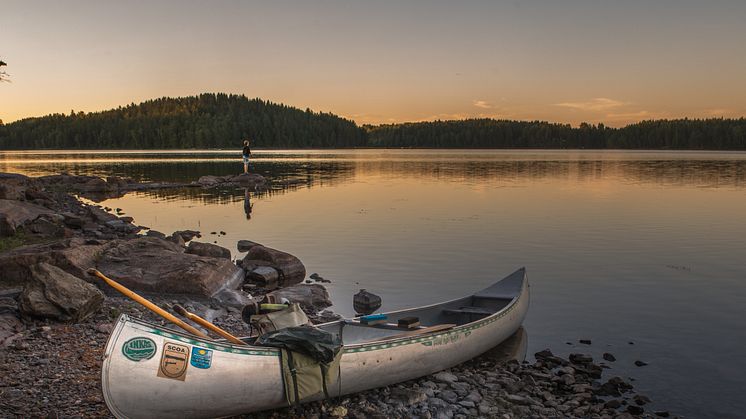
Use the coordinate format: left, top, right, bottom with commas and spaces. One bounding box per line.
3, 149, 746, 417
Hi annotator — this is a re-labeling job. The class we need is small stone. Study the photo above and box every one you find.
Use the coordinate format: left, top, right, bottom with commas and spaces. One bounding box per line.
604, 399, 622, 409
458, 401, 475, 408
603, 352, 616, 362
330, 406, 347, 417
434, 372, 458, 384
633, 394, 651, 405
534, 348, 553, 359
569, 353, 593, 364
579, 339, 591, 345
439, 390, 458, 404
654, 411, 670, 417
627, 405, 644, 415
561, 374, 575, 386
634, 360, 648, 367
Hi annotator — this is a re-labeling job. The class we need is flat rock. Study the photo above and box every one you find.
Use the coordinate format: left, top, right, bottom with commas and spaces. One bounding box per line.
0, 199, 55, 236
185, 241, 231, 259
96, 236, 242, 297
18, 262, 104, 322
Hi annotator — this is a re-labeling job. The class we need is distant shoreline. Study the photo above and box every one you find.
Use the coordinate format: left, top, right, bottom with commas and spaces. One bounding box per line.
1, 94, 744, 151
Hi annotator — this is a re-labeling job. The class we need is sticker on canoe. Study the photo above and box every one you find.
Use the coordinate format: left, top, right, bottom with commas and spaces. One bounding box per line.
190, 346, 213, 369
122, 337, 157, 362
157, 341, 189, 381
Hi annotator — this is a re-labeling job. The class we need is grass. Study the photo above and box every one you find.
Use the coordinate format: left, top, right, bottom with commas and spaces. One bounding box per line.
0, 231, 47, 253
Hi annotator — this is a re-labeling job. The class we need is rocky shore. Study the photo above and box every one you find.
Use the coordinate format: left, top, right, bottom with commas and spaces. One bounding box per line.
0, 172, 674, 418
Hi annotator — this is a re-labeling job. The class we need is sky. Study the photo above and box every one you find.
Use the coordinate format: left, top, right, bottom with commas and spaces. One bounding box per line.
2, 0, 745, 127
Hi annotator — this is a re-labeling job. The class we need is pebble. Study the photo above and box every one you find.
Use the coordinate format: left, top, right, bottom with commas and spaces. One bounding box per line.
635, 360, 649, 367
434, 371, 458, 384
603, 352, 617, 362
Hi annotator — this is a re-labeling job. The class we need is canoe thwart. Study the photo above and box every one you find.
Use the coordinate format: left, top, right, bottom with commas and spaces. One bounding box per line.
442, 307, 496, 316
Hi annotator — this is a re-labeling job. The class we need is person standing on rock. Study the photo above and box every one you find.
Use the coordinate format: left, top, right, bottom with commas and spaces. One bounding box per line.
242, 139, 252, 174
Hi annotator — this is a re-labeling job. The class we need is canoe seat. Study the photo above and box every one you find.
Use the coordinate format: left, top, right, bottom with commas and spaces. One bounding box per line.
473, 292, 517, 300
442, 306, 496, 316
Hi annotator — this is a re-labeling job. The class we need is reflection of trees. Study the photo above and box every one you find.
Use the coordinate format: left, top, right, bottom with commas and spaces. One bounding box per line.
353, 159, 746, 189
4, 155, 746, 205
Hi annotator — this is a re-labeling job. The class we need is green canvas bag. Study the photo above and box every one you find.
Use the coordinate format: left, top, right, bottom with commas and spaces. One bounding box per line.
249, 303, 310, 335
280, 348, 342, 405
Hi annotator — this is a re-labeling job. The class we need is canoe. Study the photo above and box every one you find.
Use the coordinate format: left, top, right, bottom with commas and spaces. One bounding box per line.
101, 267, 529, 418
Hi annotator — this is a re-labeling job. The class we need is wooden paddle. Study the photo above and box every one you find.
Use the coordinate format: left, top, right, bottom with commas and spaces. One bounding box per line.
88, 268, 209, 339
173, 304, 246, 345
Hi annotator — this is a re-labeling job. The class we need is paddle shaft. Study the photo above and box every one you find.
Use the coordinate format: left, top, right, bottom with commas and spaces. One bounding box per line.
88, 269, 209, 339
174, 305, 246, 345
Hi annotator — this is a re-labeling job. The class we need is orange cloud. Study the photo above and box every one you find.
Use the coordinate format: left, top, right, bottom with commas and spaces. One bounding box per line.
555, 98, 626, 112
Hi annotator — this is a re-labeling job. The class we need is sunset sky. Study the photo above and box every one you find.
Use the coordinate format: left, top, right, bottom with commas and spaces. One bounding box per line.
2, 0, 745, 127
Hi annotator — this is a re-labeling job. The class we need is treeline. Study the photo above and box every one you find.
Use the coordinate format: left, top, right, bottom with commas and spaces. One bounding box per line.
365, 118, 746, 150
0, 93, 366, 149
1, 94, 745, 150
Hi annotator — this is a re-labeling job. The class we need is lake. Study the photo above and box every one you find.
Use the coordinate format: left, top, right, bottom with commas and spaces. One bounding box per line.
3, 149, 745, 417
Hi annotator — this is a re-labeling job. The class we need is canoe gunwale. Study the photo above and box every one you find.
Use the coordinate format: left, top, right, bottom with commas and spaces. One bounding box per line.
105, 267, 527, 354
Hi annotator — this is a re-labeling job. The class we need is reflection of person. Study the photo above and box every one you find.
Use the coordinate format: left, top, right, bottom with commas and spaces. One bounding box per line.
242, 139, 252, 174
244, 188, 253, 220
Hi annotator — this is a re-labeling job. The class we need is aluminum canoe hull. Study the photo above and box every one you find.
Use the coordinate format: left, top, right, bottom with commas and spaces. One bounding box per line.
101, 268, 529, 418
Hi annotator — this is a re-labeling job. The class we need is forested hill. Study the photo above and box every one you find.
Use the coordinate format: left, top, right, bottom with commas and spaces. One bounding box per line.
0, 94, 366, 149
1, 94, 745, 150
365, 118, 746, 150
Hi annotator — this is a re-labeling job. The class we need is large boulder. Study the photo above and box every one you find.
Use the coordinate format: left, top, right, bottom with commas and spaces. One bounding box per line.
0, 173, 35, 201
96, 236, 242, 297
0, 238, 108, 290
268, 284, 332, 311
241, 245, 305, 287
0, 199, 54, 236
185, 241, 231, 259
18, 263, 104, 322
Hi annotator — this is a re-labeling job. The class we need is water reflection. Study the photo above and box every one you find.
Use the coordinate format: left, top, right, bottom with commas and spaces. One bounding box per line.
479, 326, 528, 363
3, 151, 746, 198
244, 188, 253, 220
